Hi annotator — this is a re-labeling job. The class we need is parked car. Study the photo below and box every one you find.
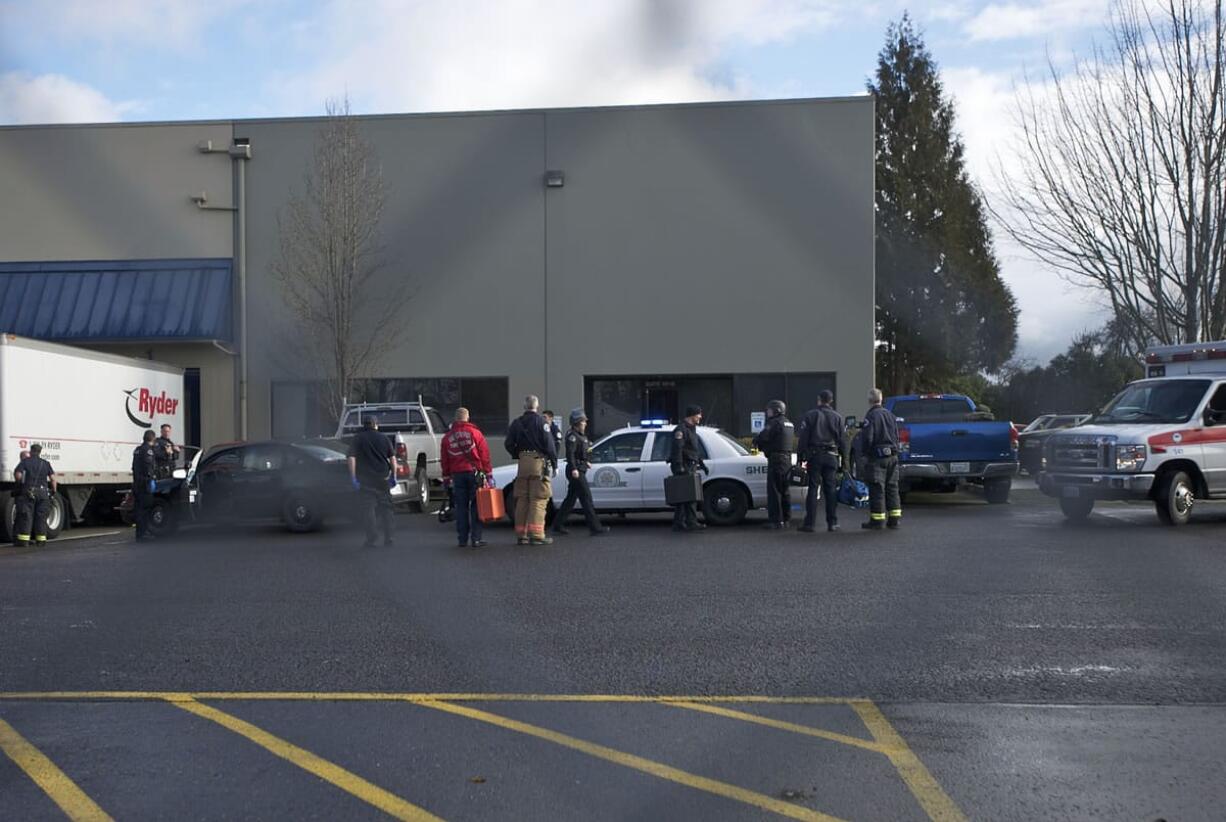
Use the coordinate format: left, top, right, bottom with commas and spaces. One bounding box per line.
1018, 413, 1090, 475
885, 393, 1019, 504
1040, 340, 1226, 525
489, 423, 771, 526
120, 439, 356, 536
335, 402, 446, 510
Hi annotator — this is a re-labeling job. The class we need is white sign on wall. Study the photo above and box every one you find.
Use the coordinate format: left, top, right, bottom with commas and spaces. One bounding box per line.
750, 411, 766, 433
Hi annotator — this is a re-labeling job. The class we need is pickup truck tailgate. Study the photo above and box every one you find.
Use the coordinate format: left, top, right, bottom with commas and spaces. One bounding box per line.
904, 422, 1016, 463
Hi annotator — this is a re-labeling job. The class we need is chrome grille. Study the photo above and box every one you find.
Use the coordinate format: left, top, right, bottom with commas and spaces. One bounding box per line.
1047, 435, 1115, 470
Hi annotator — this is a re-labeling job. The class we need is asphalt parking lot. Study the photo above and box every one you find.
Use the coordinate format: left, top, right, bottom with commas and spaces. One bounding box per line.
3, 485, 1226, 820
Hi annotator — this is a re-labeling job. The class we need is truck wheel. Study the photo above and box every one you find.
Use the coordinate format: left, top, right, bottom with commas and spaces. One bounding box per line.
44, 494, 67, 538
1, 495, 15, 542
410, 466, 429, 512
702, 481, 748, 526
147, 499, 179, 538
1059, 496, 1094, 520
282, 494, 321, 533
1155, 470, 1194, 526
985, 479, 1011, 505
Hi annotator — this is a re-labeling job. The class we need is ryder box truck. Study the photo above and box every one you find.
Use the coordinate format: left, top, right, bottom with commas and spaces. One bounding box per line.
0, 335, 185, 541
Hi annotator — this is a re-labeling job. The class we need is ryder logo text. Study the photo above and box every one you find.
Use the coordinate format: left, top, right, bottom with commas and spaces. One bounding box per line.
124, 388, 180, 429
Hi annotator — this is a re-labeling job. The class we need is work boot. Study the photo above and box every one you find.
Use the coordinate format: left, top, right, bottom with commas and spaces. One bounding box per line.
861, 520, 885, 531
516, 537, 529, 546
887, 517, 901, 530
529, 535, 554, 546
471, 540, 488, 548
828, 523, 840, 532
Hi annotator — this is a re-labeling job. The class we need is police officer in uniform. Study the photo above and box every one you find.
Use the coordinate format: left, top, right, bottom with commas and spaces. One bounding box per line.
153, 423, 181, 479
670, 405, 709, 533
753, 400, 795, 529
543, 410, 564, 456
552, 409, 610, 537
505, 395, 557, 545
131, 430, 158, 542
861, 388, 902, 531
797, 390, 845, 532
13, 444, 56, 547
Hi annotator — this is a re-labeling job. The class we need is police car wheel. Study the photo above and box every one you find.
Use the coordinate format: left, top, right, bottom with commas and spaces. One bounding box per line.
502, 484, 516, 524
702, 481, 748, 527
146, 499, 178, 538
283, 495, 321, 533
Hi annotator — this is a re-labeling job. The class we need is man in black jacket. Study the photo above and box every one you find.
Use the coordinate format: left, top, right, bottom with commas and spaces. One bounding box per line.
347, 416, 395, 547
669, 405, 708, 533
552, 408, 609, 537
131, 431, 158, 542
753, 399, 795, 529
797, 390, 845, 532
861, 388, 902, 531
505, 395, 558, 545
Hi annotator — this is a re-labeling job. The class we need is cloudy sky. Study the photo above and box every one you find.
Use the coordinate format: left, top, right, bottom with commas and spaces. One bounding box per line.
0, 0, 1118, 363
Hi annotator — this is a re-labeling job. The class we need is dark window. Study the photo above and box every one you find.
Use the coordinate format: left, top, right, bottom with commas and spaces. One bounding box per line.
649, 431, 709, 461
201, 448, 242, 473
890, 399, 973, 423
591, 432, 648, 464
242, 445, 284, 472
458, 378, 509, 434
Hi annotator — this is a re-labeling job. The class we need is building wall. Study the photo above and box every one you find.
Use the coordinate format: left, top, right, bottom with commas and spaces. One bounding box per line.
0, 122, 234, 262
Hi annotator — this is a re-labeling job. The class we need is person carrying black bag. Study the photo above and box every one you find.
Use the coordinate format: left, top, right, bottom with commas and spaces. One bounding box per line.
670, 405, 708, 533
797, 389, 845, 533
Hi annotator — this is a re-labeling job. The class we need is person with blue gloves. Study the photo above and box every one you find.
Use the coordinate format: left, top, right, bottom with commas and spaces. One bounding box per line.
131, 430, 159, 542
347, 415, 396, 548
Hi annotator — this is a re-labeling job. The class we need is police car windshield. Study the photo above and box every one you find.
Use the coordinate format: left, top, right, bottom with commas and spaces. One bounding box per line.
1093, 379, 1209, 424
716, 431, 750, 455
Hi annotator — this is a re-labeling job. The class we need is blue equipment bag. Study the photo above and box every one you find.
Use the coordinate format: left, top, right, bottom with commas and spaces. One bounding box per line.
838, 473, 870, 509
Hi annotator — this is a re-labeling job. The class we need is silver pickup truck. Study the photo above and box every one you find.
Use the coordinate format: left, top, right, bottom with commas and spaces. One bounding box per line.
335, 402, 447, 510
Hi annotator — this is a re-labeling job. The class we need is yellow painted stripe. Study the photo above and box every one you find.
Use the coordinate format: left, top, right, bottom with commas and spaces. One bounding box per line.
0, 716, 113, 822
415, 699, 845, 822
849, 701, 967, 822
167, 697, 441, 822
664, 701, 893, 755
0, 691, 860, 705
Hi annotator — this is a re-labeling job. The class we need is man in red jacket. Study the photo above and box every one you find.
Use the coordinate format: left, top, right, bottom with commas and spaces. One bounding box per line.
441, 407, 493, 548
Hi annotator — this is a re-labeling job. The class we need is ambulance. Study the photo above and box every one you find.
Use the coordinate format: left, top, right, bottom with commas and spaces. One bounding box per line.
1039, 340, 1226, 525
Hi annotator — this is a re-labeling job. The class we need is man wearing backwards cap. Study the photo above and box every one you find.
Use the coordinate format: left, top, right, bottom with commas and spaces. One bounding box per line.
551, 408, 610, 537
669, 405, 709, 533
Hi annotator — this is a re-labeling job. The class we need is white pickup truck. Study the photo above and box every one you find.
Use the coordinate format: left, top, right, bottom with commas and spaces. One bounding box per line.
1039, 341, 1226, 525
335, 402, 447, 510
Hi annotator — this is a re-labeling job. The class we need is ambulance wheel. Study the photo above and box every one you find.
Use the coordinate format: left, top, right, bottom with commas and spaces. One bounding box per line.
282, 494, 321, 533
146, 499, 179, 538
1155, 470, 1194, 527
1059, 496, 1094, 521
1, 495, 16, 542
44, 494, 67, 539
702, 481, 748, 527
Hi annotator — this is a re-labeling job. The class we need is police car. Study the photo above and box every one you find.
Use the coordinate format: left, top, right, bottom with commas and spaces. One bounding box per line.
489, 422, 770, 526
1039, 340, 1226, 525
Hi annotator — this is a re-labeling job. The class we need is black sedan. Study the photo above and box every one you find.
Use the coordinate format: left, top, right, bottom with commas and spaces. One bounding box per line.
121, 439, 355, 537
1018, 414, 1090, 475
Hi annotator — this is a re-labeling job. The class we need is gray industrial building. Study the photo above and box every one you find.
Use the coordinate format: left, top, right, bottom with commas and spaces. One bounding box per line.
0, 97, 874, 448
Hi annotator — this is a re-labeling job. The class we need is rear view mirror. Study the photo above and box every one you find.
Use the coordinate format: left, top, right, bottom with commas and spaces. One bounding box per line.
1205, 408, 1226, 427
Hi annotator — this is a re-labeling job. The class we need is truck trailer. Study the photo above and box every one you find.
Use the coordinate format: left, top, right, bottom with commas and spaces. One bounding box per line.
0, 334, 185, 541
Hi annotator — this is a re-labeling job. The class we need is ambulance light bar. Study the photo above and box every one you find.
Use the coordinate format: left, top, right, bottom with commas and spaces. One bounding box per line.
1144, 341, 1226, 364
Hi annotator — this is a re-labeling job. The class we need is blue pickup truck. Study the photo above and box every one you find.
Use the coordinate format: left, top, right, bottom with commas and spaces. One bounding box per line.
883, 394, 1019, 504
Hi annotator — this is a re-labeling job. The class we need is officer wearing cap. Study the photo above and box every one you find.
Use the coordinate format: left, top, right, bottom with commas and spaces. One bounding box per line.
753, 399, 795, 530
505, 395, 558, 545
552, 408, 610, 537
861, 388, 902, 531
670, 405, 708, 533
131, 430, 159, 542
797, 389, 845, 533
13, 444, 56, 547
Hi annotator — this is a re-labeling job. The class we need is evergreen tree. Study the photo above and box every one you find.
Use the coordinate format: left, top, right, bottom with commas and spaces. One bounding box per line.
870, 15, 1018, 394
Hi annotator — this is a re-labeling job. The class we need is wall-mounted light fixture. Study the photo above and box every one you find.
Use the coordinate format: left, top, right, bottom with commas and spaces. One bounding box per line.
544, 170, 565, 188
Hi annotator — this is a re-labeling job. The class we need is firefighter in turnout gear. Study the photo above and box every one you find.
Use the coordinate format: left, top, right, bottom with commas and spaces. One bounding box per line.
505, 395, 558, 545
797, 389, 845, 532
670, 405, 708, 533
861, 388, 902, 531
13, 443, 56, 547
552, 408, 609, 537
753, 399, 795, 529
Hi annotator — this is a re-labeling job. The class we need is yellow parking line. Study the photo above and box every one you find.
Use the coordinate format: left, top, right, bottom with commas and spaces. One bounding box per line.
0, 716, 113, 822
0, 691, 859, 704
849, 701, 967, 822
664, 701, 893, 755
415, 699, 845, 822
167, 696, 442, 822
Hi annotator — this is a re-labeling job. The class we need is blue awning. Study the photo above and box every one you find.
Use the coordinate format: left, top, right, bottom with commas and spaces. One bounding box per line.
0, 258, 233, 342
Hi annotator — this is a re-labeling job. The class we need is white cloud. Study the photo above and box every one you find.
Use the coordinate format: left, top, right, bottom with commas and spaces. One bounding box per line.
0, 71, 136, 124
963, 0, 1108, 41
266, 0, 848, 115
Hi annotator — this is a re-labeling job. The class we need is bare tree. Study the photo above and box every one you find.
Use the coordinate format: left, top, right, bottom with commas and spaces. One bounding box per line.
993, 0, 1225, 352
271, 96, 409, 425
